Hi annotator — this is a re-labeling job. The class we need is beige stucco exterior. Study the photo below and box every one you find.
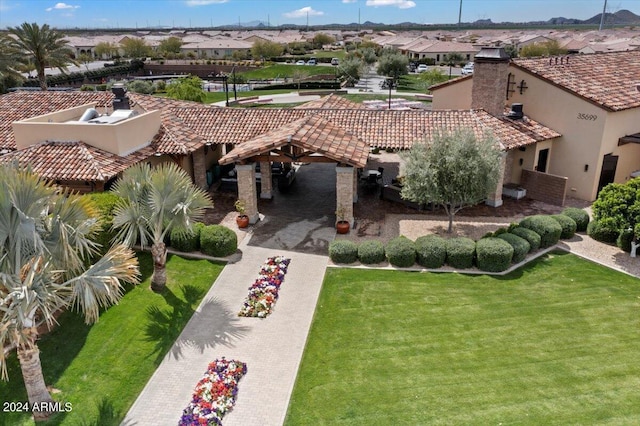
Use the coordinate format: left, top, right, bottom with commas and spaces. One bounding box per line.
431, 63, 640, 202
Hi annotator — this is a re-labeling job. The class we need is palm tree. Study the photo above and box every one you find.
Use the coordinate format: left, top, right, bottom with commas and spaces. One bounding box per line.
111, 162, 213, 292
0, 162, 140, 422
0, 35, 26, 79
6, 22, 76, 90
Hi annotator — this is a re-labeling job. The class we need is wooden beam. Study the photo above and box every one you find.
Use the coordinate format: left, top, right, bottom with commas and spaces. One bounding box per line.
251, 154, 338, 164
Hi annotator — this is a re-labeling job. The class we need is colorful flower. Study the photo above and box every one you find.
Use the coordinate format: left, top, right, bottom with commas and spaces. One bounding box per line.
238, 256, 291, 318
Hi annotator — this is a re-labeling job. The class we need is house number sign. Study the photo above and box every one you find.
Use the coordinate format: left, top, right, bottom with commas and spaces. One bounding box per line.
577, 113, 598, 121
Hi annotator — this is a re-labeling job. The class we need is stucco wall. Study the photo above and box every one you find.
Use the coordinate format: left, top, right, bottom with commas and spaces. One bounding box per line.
604, 108, 640, 185
430, 78, 472, 110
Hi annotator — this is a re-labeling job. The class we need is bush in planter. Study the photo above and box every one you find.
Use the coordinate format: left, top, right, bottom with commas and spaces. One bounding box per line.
476, 238, 514, 272
550, 214, 577, 239
385, 236, 416, 267
170, 222, 204, 252
519, 215, 562, 248
510, 226, 540, 252
562, 207, 590, 232
617, 227, 634, 253
357, 240, 385, 264
200, 225, 237, 257
497, 233, 530, 263
445, 237, 476, 269
329, 240, 359, 264
415, 235, 446, 268
587, 218, 619, 244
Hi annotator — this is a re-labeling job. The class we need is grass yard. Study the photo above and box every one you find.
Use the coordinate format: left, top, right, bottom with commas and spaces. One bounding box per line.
285, 252, 640, 425
0, 252, 223, 425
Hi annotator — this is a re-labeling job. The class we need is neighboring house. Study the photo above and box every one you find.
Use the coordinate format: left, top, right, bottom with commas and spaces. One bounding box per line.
430, 49, 640, 203
403, 40, 480, 63
181, 39, 252, 58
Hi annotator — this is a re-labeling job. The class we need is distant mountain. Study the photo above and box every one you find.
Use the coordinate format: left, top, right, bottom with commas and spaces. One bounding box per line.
581, 9, 640, 25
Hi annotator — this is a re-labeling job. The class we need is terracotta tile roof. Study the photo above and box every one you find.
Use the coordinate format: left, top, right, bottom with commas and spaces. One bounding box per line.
294, 93, 364, 110
0, 140, 153, 181
512, 51, 640, 111
0, 91, 113, 152
219, 115, 369, 168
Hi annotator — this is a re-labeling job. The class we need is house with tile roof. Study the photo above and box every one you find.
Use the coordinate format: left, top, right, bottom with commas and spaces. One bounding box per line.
430, 49, 640, 203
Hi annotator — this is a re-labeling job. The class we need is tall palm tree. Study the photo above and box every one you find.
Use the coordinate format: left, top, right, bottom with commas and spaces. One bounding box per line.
0, 162, 140, 422
6, 22, 76, 90
112, 162, 213, 292
0, 36, 26, 84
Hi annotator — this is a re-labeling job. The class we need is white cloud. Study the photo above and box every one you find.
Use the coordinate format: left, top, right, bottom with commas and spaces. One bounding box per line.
46, 2, 79, 12
366, 0, 416, 9
283, 6, 324, 19
185, 0, 228, 6
342, 0, 357, 3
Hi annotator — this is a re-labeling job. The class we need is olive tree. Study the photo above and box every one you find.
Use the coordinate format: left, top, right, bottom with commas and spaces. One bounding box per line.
251, 40, 284, 60
401, 128, 503, 233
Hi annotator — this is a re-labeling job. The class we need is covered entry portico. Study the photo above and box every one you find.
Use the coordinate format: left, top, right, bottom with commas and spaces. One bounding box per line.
218, 115, 369, 226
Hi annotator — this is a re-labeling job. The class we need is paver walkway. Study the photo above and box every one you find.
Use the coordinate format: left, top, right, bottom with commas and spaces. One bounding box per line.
122, 238, 328, 425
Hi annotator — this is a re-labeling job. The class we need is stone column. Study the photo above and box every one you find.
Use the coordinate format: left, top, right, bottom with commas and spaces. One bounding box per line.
260, 161, 273, 199
336, 165, 354, 226
236, 163, 259, 224
486, 152, 506, 208
352, 168, 359, 203
192, 147, 208, 190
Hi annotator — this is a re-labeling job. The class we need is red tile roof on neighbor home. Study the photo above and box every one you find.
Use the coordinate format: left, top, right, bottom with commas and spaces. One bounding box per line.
512, 51, 640, 112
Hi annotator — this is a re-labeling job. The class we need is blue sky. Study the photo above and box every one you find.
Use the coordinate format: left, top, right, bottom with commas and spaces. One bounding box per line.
0, 0, 638, 29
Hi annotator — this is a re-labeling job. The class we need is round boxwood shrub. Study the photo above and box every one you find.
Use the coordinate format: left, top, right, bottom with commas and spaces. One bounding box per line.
519, 215, 562, 248
616, 227, 634, 252
414, 235, 446, 268
200, 225, 237, 257
476, 238, 514, 272
385, 236, 416, 267
550, 214, 577, 239
510, 226, 541, 252
445, 237, 476, 269
497, 232, 530, 263
170, 222, 204, 252
357, 240, 385, 264
562, 207, 590, 232
329, 240, 359, 264
587, 218, 619, 244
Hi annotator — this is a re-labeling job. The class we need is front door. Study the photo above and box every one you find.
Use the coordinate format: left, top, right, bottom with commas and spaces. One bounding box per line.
597, 153, 619, 194
536, 148, 549, 173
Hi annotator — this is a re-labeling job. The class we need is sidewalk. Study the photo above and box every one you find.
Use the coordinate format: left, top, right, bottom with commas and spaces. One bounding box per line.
122, 238, 328, 425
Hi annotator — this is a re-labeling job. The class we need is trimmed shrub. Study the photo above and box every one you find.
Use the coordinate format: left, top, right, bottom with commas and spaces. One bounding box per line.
562, 207, 590, 232
587, 218, 619, 244
476, 238, 514, 272
200, 225, 237, 257
510, 226, 541, 252
497, 232, 530, 263
617, 227, 634, 253
83, 192, 123, 254
385, 236, 416, 268
414, 235, 446, 268
550, 214, 577, 239
519, 215, 562, 248
170, 222, 204, 253
357, 240, 385, 264
445, 237, 476, 269
329, 240, 359, 264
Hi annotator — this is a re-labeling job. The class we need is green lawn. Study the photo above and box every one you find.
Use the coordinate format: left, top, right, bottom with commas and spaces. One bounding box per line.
285, 252, 640, 425
0, 252, 224, 425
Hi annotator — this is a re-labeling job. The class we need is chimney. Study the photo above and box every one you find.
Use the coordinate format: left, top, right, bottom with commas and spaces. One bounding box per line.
471, 47, 511, 118
111, 83, 130, 110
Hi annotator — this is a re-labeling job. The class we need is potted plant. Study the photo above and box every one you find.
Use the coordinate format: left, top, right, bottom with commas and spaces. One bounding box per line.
235, 200, 249, 229
335, 206, 350, 234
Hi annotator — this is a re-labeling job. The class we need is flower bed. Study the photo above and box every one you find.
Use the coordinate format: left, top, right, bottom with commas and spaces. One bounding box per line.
179, 358, 247, 425
238, 256, 291, 318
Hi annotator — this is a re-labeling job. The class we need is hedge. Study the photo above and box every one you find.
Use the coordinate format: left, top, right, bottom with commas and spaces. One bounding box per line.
617, 227, 634, 253
385, 236, 416, 268
170, 222, 204, 253
200, 225, 237, 257
497, 232, 530, 263
357, 240, 386, 264
476, 238, 514, 272
329, 240, 359, 264
550, 214, 577, 239
519, 215, 562, 248
561, 207, 590, 232
414, 235, 447, 268
587, 218, 619, 244
445, 237, 476, 269
510, 226, 541, 252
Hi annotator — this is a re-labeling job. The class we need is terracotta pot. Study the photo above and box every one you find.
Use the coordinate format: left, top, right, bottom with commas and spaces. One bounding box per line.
336, 220, 350, 234
236, 215, 250, 228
